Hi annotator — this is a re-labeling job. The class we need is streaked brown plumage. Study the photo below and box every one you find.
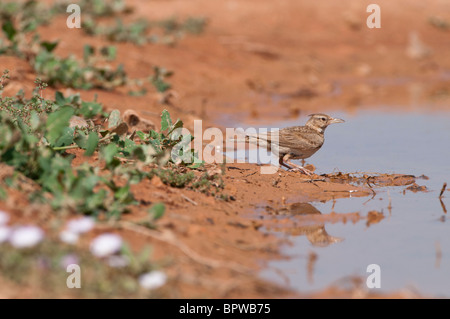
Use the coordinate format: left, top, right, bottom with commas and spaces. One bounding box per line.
245, 113, 345, 175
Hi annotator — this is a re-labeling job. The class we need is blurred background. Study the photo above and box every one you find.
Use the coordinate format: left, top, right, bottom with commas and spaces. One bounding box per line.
1, 0, 450, 298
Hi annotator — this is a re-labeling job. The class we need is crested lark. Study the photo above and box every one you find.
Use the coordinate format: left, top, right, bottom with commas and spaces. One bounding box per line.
244, 113, 345, 175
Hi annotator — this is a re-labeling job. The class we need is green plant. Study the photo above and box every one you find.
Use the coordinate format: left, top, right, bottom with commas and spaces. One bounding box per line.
149, 169, 195, 188
0, 238, 163, 298
149, 67, 173, 93
81, 15, 207, 46
52, 0, 129, 18
33, 44, 128, 90
0, 69, 10, 96
0, 5, 129, 90
192, 171, 225, 195
1, 1, 182, 94
0, 1, 53, 57
0, 76, 224, 218
157, 16, 207, 36
0, 79, 132, 217
83, 18, 150, 45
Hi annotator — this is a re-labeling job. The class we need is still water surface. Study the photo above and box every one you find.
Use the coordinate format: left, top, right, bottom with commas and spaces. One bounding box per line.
228, 110, 450, 296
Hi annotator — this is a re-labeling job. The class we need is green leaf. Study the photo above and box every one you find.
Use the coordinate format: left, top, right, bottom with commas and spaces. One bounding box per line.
160, 109, 172, 132
149, 203, 165, 220
108, 109, 121, 128
187, 161, 204, 169
100, 46, 117, 60
167, 119, 184, 137
80, 101, 102, 118
55, 91, 66, 106
101, 143, 119, 164
130, 147, 145, 162
84, 131, 99, 156
29, 111, 41, 130
46, 107, 74, 145
114, 184, 131, 202
22, 20, 37, 33
40, 41, 59, 53
127, 88, 147, 96
152, 79, 171, 93
87, 189, 107, 210
0, 186, 6, 200
78, 171, 99, 191
149, 130, 160, 139
121, 138, 137, 156
151, 67, 172, 93
83, 44, 95, 63
54, 126, 75, 147
74, 130, 88, 148
136, 131, 147, 141
2, 20, 16, 41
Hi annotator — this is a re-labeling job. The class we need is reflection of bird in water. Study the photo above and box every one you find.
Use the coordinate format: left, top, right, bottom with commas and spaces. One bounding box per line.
266, 202, 343, 247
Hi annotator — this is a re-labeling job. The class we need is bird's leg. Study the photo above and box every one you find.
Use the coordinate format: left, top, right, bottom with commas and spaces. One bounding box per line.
279, 156, 294, 170
279, 156, 313, 175
286, 160, 313, 176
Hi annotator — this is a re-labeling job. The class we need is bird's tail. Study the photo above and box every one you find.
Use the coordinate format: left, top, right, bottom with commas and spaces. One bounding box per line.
227, 129, 272, 148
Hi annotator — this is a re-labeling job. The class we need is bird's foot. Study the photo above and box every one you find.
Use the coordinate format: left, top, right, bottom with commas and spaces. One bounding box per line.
288, 166, 313, 176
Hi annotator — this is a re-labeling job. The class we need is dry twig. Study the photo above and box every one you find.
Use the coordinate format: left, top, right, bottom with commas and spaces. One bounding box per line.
117, 221, 251, 274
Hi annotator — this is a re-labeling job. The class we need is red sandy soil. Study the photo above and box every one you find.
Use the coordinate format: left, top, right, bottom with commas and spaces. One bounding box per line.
1, 0, 450, 298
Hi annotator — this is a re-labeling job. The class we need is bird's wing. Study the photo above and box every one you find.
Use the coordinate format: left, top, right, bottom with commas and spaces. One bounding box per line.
279, 127, 322, 148
245, 129, 304, 153
245, 127, 323, 155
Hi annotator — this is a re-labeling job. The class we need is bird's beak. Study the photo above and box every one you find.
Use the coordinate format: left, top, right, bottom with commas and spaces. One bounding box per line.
329, 117, 345, 124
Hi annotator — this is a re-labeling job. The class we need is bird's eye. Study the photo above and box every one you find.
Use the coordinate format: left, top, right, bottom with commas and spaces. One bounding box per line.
321, 117, 326, 121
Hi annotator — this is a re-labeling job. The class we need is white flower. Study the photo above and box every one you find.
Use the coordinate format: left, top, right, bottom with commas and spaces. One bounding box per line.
0, 226, 11, 243
67, 217, 95, 234
138, 271, 167, 290
9, 226, 44, 248
0, 211, 9, 225
59, 230, 79, 244
90, 233, 123, 257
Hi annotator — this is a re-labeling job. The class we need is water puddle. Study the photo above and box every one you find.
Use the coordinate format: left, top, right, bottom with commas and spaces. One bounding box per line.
224, 109, 450, 296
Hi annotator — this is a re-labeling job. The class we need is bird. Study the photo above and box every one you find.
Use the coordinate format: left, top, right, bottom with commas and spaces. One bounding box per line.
243, 113, 345, 175
267, 202, 343, 246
